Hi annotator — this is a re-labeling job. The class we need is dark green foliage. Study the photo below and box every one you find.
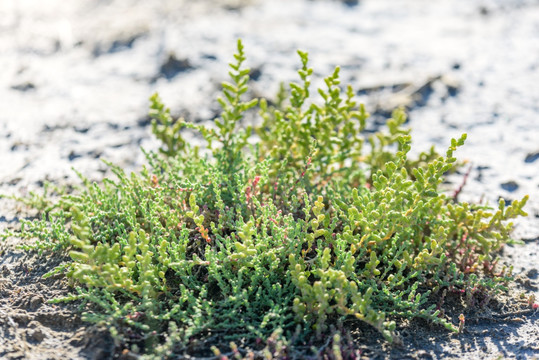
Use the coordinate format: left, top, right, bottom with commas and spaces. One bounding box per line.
7, 40, 528, 358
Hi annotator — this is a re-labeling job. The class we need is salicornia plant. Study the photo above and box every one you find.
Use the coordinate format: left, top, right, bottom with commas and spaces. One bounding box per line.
8, 40, 528, 358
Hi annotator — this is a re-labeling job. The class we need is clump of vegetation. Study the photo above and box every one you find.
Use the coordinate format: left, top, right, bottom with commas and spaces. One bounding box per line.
8, 40, 528, 358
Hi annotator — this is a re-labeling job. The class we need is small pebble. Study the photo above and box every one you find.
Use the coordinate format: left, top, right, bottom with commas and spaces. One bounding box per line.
159, 54, 193, 80
526, 268, 538, 279
29, 295, 44, 310
11, 82, 36, 92
27, 328, 47, 342
501, 181, 519, 192
525, 151, 539, 163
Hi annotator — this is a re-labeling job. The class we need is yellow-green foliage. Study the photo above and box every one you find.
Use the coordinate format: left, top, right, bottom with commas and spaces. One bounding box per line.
11, 40, 528, 358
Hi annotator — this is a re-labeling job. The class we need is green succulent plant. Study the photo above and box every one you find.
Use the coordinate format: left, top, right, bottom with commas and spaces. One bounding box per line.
7, 39, 528, 358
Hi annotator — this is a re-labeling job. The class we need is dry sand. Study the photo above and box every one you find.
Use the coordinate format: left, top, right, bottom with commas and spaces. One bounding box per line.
1, 1, 538, 358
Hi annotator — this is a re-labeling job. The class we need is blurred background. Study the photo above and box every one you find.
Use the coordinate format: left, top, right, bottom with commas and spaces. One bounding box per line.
1, 0, 538, 241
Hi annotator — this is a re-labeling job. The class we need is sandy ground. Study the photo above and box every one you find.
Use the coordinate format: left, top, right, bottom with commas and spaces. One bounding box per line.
0, 0, 538, 359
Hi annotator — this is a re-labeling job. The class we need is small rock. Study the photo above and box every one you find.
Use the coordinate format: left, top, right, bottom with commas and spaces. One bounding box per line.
522, 279, 538, 291
342, 0, 359, 7
201, 53, 217, 61
159, 54, 193, 80
74, 126, 90, 134
27, 327, 47, 342
250, 67, 262, 81
29, 295, 44, 310
137, 115, 152, 127
526, 268, 538, 279
68, 151, 82, 161
501, 181, 519, 192
11, 82, 36, 92
525, 151, 539, 163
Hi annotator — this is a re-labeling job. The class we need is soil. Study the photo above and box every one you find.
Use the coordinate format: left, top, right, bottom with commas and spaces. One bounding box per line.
1, 0, 538, 359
